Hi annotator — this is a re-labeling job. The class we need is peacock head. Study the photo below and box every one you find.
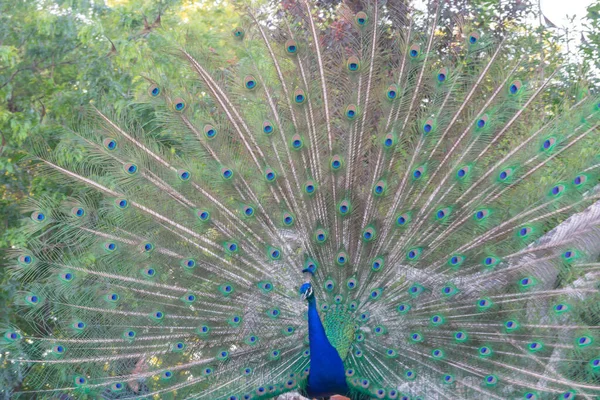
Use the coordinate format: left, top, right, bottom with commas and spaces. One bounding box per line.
300, 282, 314, 301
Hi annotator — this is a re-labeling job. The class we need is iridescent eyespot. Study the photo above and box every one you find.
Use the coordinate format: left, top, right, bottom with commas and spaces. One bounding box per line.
347, 56, 360, 72
431, 315, 444, 325
550, 184, 565, 196
435, 207, 450, 220
483, 256, 499, 267
520, 277, 535, 288
477, 298, 493, 310
73, 321, 85, 330
262, 121, 273, 134
432, 349, 444, 359
282, 212, 294, 226
174, 98, 186, 111
406, 369, 416, 379
60, 271, 74, 282
242, 205, 254, 217
142, 242, 154, 252
263, 168, 277, 182
268, 247, 281, 260
505, 320, 519, 331
18, 254, 33, 265
148, 84, 160, 97
219, 284, 234, 297
413, 166, 425, 179
345, 104, 358, 120
347, 278, 357, 290
484, 375, 497, 386
31, 211, 45, 222
518, 226, 532, 238
468, 31, 480, 44
499, 167, 514, 181
577, 336, 593, 347
355, 11, 368, 26
408, 283, 424, 295
232, 27, 244, 39
107, 293, 119, 302
103, 138, 117, 151
362, 226, 376, 242
285, 39, 298, 55
104, 242, 117, 252
123, 163, 138, 174
479, 346, 492, 356
554, 303, 568, 313
423, 118, 434, 134
437, 67, 448, 82
197, 210, 210, 221
448, 254, 465, 267
407, 248, 422, 261
457, 165, 471, 179
294, 89, 306, 104
244, 75, 257, 90
115, 198, 128, 209
184, 293, 195, 302
268, 308, 280, 318
383, 133, 395, 149
71, 207, 85, 217
397, 303, 411, 314
221, 167, 233, 180
291, 134, 303, 150
305, 180, 317, 195
386, 84, 398, 100
563, 250, 575, 260
542, 137, 556, 151
477, 114, 488, 129
324, 279, 335, 292
373, 179, 387, 195
331, 155, 343, 170
372, 257, 384, 271
124, 330, 136, 339
409, 44, 420, 58
443, 374, 454, 384
474, 209, 489, 221
442, 285, 458, 296
314, 228, 328, 243
454, 331, 468, 342
370, 288, 382, 300
182, 258, 196, 268
528, 341, 543, 352
573, 174, 587, 186
338, 199, 351, 216
152, 310, 164, 320
73, 321, 86, 330
396, 212, 411, 226
204, 124, 217, 139
509, 80, 522, 95
26, 294, 40, 305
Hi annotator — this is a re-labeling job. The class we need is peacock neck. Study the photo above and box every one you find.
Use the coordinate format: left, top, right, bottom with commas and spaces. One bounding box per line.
305, 296, 349, 398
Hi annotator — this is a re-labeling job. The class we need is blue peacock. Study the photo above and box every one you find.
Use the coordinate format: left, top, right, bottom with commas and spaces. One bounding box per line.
3, 0, 600, 399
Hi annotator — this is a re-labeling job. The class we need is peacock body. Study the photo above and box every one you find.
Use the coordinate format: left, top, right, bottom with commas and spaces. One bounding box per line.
3, 0, 600, 399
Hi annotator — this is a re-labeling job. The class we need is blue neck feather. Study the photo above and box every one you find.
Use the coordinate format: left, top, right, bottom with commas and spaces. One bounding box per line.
305, 296, 349, 398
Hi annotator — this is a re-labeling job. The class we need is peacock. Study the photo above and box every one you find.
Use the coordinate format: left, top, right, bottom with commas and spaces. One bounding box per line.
3, 0, 600, 399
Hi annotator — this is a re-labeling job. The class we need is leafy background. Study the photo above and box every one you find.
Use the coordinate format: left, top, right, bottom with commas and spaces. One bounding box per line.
0, 0, 599, 397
